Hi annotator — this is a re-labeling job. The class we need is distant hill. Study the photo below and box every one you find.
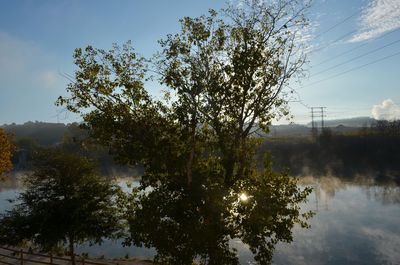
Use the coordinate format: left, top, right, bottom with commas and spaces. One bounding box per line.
306, 116, 376, 128
267, 117, 377, 137
2, 118, 398, 178
1, 117, 378, 144
268, 124, 310, 136
1, 121, 69, 146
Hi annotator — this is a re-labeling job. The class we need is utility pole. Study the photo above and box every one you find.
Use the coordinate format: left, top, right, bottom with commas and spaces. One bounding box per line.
310, 106, 326, 137
320, 107, 326, 129
311, 107, 315, 132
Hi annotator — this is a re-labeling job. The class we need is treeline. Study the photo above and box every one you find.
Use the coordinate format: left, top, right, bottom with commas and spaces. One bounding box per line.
3, 121, 68, 146
2, 122, 140, 176
259, 120, 400, 180
4, 120, 400, 179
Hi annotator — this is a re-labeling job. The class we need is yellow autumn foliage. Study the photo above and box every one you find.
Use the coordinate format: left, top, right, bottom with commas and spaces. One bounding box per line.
0, 128, 13, 176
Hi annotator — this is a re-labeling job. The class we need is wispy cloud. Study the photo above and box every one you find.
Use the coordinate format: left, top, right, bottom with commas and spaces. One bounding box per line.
371, 99, 400, 120
350, 0, 400, 42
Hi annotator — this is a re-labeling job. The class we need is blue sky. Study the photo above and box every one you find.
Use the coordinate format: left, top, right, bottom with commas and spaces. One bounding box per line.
0, 0, 399, 125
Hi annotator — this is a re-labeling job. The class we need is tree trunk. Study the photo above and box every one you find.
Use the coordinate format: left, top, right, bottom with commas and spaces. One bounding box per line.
68, 234, 76, 265
207, 235, 220, 265
186, 131, 195, 188
223, 142, 239, 187
224, 158, 234, 186
186, 109, 197, 189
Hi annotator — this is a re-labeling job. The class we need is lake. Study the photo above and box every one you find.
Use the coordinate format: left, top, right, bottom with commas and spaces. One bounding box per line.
1, 174, 399, 265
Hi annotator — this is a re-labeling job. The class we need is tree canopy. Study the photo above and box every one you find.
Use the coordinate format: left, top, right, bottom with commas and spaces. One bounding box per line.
57, 0, 313, 264
0, 150, 121, 265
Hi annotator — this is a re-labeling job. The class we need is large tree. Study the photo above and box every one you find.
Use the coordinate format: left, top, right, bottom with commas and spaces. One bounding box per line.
0, 150, 122, 265
157, 0, 309, 187
0, 128, 13, 177
57, 0, 312, 264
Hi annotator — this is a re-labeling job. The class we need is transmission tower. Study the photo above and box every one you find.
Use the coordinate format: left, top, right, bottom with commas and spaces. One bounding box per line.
311, 107, 326, 137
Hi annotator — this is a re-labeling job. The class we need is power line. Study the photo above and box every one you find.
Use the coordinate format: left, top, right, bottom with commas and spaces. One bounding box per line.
309, 9, 395, 55
291, 100, 311, 109
311, 38, 400, 77
313, 10, 360, 40
313, 27, 400, 67
303, 50, 400, 88
287, 85, 310, 108
310, 29, 358, 54
328, 110, 370, 114
329, 106, 372, 110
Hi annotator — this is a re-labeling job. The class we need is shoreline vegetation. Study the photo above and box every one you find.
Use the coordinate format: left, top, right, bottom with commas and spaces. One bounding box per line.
3, 120, 400, 180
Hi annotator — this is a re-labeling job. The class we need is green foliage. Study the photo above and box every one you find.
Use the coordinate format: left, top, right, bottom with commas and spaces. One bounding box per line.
57, 0, 313, 264
0, 150, 122, 264
260, 128, 400, 178
230, 158, 313, 263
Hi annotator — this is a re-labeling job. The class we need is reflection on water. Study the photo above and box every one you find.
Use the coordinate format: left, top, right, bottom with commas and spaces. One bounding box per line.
271, 176, 400, 265
1, 175, 399, 264
0, 175, 23, 212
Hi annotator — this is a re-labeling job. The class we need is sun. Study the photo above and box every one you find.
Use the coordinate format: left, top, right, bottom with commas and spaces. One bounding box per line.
239, 193, 249, 202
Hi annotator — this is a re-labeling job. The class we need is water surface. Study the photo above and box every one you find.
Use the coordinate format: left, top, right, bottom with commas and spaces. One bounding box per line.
1, 175, 399, 264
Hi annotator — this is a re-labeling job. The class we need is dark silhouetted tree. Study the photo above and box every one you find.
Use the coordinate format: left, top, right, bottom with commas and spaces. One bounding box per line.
57, 0, 312, 264
0, 150, 121, 265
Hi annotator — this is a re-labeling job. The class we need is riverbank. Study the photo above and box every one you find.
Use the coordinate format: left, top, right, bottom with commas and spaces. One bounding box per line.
0, 246, 153, 265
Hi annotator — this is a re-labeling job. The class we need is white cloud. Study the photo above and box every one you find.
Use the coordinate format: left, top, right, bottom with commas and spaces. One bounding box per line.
350, 0, 400, 42
371, 99, 400, 120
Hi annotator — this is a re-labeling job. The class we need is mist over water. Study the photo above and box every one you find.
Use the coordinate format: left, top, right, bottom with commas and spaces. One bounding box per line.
1, 174, 399, 265
274, 176, 400, 265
